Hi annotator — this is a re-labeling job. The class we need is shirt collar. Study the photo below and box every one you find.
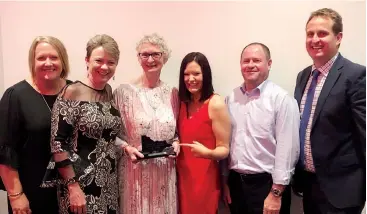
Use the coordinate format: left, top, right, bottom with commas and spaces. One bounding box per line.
240, 80, 268, 96
311, 52, 339, 76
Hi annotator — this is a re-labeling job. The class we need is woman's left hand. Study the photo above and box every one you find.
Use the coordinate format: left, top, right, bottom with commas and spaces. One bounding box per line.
180, 141, 211, 159
169, 141, 180, 158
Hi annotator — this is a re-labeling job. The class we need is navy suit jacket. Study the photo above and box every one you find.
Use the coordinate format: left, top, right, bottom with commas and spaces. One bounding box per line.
293, 54, 366, 208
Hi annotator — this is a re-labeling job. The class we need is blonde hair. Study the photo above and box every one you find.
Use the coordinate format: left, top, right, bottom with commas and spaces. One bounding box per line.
136, 33, 171, 63
86, 34, 120, 63
28, 36, 70, 78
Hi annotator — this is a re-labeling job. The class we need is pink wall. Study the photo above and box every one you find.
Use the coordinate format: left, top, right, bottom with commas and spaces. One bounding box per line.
0, 1, 365, 95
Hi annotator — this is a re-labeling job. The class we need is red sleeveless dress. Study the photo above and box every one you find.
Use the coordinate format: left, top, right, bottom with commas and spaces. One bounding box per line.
177, 98, 220, 214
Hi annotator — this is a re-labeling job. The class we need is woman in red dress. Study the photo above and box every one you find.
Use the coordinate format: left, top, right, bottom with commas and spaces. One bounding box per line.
177, 52, 231, 214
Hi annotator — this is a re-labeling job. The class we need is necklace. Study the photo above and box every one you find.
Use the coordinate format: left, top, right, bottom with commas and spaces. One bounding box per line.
31, 79, 62, 113
41, 94, 52, 113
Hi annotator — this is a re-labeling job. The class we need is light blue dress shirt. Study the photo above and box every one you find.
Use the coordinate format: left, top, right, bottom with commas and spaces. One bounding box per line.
223, 80, 300, 185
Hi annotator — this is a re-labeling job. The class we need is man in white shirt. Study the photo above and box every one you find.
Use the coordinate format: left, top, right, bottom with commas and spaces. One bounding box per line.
222, 42, 300, 214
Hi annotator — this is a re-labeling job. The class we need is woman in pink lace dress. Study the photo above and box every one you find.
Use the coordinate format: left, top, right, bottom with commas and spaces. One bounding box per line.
114, 33, 180, 214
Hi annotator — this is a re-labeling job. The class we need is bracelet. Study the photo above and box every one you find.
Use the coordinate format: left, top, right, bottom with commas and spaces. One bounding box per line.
8, 191, 23, 198
64, 177, 78, 186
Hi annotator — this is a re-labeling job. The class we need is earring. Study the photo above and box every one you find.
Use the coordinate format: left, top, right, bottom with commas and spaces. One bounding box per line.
113, 76, 115, 81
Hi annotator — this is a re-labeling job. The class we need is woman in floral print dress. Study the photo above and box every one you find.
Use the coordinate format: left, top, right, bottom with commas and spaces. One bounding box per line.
41, 34, 121, 214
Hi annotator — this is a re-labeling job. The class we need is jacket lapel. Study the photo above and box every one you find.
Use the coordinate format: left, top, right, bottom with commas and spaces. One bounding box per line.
311, 55, 344, 129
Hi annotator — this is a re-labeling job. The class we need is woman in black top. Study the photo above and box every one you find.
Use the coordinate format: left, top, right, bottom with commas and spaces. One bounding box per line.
0, 36, 71, 214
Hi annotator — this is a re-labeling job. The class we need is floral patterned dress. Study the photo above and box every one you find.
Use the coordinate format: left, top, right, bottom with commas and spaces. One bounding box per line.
114, 82, 179, 214
41, 81, 121, 214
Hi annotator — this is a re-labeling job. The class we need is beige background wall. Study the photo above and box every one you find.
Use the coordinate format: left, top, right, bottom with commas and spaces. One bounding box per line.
0, 1, 365, 94
0, 1, 365, 213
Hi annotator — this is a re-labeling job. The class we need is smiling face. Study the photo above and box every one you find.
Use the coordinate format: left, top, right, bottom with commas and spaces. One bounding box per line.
184, 61, 203, 96
33, 42, 63, 81
306, 16, 342, 67
240, 44, 272, 90
137, 43, 165, 73
86, 46, 117, 85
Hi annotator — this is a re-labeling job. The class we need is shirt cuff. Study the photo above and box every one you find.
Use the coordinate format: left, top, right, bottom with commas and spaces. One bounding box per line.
271, 168, 295, 185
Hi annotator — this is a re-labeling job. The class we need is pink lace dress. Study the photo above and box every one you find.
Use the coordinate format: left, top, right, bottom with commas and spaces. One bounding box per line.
113, 82, 179, 214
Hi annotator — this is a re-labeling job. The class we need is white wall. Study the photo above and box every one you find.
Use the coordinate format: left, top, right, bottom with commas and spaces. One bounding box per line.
0, 2, 365, 214
0, 1, 365, 96
0, 15, 3, 96
0, 13, 5, 213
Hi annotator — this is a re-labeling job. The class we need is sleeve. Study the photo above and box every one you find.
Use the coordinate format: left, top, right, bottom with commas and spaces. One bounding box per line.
272, 95, 300, 185
168, 87, 180, 144
348, 66, 366, 162
50, 97, 78, 154
0, 87, 23, 169
42, 88, 91, 188
113, 87, 129, 148
294, 72, 302, 97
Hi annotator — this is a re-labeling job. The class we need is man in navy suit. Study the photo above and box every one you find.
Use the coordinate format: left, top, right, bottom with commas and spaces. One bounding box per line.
293, 8, 366, 214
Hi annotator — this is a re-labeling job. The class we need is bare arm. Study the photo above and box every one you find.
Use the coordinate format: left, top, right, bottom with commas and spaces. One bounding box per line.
208, 95, 231, 160
0, 165, 23, 195
180, 95, 231, 160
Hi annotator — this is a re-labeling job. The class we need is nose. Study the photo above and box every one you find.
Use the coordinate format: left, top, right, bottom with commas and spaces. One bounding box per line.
189, 75, 195, 82
147, 55, 154, 62
311, 34, 320, 43
45, 57, 52, 66
101, 63, 108, 70
247, 60, 255, 68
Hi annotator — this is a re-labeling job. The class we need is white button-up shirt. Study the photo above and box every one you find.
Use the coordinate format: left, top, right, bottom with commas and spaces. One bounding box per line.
225, 80, 300, 185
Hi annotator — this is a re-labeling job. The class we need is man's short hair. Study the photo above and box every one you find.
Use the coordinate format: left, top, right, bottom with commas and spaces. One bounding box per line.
241, 42, 271, 60
306, 8, 343, 35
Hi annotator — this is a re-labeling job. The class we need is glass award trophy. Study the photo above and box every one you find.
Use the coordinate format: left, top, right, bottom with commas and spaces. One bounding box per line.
138, 135, 176, 159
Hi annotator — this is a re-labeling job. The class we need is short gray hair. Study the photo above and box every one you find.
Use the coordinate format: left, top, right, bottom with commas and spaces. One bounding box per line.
136, 33, 171, 63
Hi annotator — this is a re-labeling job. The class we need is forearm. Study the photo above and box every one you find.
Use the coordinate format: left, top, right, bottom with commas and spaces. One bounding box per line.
168, 131, 179, 144
272, 148, 298, 185
54, 152, 76, 180
208, 146, 229, 160
0, 164, 23, 194
220, 157, 230, 186
220, 158, 230, 176
273, 96, 300, 185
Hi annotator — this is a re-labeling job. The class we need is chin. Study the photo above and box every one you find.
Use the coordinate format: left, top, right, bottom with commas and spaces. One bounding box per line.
145, 69, 160, 73
189, 89, 201, 94
41, 74, 61, 81
101, 77, 112, 84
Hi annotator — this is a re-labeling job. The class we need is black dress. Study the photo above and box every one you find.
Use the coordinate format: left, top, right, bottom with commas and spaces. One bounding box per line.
41, 81, 121, 214
0, 80, 71, 214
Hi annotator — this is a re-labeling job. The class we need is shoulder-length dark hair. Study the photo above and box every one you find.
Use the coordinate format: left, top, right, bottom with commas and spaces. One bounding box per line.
178, 52, 214, 102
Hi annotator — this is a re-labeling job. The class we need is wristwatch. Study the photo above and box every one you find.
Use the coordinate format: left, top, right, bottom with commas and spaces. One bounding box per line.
270, 187, 283, 197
